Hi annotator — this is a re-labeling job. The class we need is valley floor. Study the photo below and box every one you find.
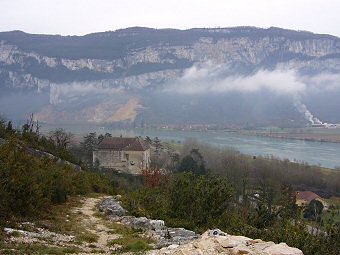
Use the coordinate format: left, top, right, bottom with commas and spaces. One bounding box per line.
239, 128, 340, 143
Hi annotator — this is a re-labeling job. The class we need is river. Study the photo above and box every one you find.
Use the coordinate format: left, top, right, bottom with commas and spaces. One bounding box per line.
41, 124, 340, 169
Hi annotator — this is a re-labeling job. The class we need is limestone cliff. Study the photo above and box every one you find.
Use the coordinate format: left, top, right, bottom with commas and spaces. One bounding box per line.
1, 27, 340, 92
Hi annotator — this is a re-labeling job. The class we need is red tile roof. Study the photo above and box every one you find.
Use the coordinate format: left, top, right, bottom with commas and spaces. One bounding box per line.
97, 137, 149, 151
296, 191, 321, 202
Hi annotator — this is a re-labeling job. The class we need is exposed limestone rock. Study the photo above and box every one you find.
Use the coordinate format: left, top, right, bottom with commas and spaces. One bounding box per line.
4, 226, 75, 244
98, 197, 126, 216
98, 197, 198, 248
98, 197, 302, 254
148, 229, 304, 255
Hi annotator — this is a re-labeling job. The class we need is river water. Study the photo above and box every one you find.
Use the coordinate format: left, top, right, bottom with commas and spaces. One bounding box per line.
42, 125, 340, 169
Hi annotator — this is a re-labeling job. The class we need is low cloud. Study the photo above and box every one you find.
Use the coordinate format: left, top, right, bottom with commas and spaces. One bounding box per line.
163, 64, 340, 124
166, 64, 307, 95
303, 73, 340, 91
50, 81, 123, 105
166, 63, 340, 96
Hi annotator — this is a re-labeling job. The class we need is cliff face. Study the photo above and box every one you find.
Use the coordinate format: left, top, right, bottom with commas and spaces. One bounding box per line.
1, 27, 340, 92
1, 27, 340, 125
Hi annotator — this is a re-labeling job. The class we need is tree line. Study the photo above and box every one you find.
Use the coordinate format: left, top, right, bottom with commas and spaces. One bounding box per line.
122, 139, 340, 255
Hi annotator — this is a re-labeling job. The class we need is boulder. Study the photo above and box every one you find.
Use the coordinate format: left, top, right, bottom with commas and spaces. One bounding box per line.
263, 243, 304, 255
98, 197, 126, 216
148, 229, 304, 255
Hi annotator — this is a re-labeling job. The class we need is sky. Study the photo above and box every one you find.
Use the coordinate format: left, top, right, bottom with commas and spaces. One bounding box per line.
1, 0, 340, 37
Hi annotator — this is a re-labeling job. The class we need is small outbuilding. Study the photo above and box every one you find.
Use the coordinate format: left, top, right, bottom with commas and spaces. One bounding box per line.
296, 191, 328, 210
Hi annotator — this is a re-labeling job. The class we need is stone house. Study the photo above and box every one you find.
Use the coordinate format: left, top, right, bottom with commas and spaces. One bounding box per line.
93, 137, 151, 174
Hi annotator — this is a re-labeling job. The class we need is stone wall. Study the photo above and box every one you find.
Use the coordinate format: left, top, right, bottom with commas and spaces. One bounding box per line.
93, 148, 151, 174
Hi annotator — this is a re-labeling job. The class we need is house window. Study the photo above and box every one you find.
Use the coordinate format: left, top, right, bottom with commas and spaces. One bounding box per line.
113, 151, 119, 160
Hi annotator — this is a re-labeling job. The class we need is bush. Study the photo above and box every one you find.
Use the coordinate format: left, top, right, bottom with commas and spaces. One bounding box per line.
124, 172, 234, 232
0, 137, 113, 220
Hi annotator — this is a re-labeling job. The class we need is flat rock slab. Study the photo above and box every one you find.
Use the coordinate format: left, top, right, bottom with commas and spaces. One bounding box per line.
148, 229, 304, 255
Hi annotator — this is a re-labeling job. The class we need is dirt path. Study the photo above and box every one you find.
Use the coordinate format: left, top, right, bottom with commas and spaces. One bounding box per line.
76, 196, 120, 254
1, 196, 124, 254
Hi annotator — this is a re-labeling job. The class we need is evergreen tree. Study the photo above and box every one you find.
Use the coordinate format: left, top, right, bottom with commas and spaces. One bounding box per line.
80, 132, 98, 164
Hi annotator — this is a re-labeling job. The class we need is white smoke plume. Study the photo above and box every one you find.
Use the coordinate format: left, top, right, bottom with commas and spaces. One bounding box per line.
293, 98, 323, 125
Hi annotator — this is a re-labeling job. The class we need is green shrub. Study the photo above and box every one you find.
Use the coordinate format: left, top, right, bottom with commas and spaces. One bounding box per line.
0, 137, 113, 221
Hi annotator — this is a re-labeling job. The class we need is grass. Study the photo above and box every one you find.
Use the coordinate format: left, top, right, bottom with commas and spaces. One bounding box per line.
109, 237, 152, 253
322, 197, 340, 224
1, 194, 106, 253
75, 231, 99, 243
36, 195, 102, 244
239, 127, 340, 143
92, 211, 154, 253
322, 210, 340, 224
0, 242, 81, 254
0, 196, 88, 254
106, 222, 154, 253
36, 196, 83, 234
10, 231, 21, 238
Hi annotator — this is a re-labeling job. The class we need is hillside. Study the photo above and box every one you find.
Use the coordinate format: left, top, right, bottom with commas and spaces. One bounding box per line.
1, 27, 340, 126
1, 195, 304, 255
1, 118, 340, 254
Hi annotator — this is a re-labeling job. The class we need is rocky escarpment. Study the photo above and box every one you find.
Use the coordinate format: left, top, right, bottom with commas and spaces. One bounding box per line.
1, 27, 340, 92
99, 197, 304, 255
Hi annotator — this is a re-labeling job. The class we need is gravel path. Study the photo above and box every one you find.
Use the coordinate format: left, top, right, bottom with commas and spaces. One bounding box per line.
76, 196, 120, 254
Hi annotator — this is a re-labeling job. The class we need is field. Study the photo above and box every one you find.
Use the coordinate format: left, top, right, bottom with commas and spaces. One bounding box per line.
240, 127, 340, 143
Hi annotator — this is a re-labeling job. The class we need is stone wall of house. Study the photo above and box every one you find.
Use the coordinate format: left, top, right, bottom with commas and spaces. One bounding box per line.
125, 149, 151, 173
93, 150, 124, 169
93, 148, 151, 174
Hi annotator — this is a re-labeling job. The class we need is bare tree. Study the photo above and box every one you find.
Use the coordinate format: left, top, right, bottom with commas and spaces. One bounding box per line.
22, 113, 40, 135
49, 128, 73, 149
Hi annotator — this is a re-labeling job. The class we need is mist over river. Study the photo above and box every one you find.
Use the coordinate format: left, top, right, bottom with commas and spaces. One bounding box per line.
41, 124, 340, 169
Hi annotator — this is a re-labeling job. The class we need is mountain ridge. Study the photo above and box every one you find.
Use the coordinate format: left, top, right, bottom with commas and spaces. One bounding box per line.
1, 26, 340, 125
